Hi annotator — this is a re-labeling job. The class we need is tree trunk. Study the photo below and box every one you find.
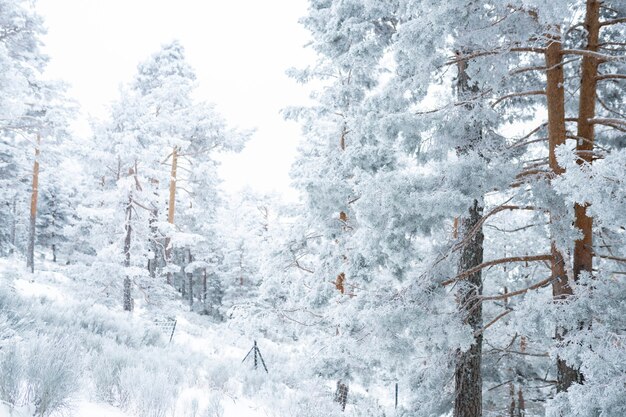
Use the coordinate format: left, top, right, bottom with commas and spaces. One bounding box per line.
453, 53, 484, 417
516, 387, 525, 417
165, 146, 178, 285
148, 207, 158, 278
454, 199, 484, 417
200, 268, 207, 303
26, 133, 41, 273
574, 0, 599, 287
52, 244, 56, 263
187, 249, 193, 308
545, 29, 582, 392
9, 198, 16, 254
123, 193, 133, 312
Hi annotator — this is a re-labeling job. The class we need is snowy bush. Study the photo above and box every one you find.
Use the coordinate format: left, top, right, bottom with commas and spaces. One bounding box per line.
91, 342, 133, 404
119, 363, 180, 417
206, 361, 230, 390
202, 393, 223, 417
25, 335, 80, 417
0, 343, 25, 406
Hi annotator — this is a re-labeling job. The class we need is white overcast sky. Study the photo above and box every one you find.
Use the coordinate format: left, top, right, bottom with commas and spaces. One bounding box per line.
37, 0, 314, 199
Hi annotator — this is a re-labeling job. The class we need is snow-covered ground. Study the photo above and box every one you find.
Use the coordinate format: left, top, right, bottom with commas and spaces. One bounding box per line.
0, 258, 376, 417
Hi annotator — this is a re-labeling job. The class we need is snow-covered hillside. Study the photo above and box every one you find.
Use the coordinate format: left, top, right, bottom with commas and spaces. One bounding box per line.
0, 258, 390, 417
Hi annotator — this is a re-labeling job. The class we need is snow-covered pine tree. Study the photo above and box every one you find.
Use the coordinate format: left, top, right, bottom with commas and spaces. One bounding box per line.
85, 41, 249, 311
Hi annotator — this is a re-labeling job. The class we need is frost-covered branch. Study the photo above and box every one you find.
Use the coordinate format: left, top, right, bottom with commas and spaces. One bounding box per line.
589, 118, 626, 132
474, 309, 512, 337
600, 17, 626, 27
561, 49, 625, 62
479, 275, 555, 301
491, 90, 545, 107
442, 254, 552, 286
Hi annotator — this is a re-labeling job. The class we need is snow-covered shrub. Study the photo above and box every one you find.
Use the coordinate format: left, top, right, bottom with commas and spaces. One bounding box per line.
118, 363, 180, 417
35, 300, 163, 349
91, 341, 133, 404
0, 343, 25, 406
25, 334, 80, 417
206, 361, 230, 390
202, 393, 223, 417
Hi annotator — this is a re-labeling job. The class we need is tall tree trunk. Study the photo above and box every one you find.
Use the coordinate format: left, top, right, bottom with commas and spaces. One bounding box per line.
516, 387, 525, 417
454, 199, 484, 417
574, 0, 599, 287
545, 29, 582, 392
123, 193, 133, 312
202, 268, 207, 303
9, 197, 16, 254
26, 133, 41, 273
453, 54, 484, 417
148, 207, 158, 278
509, 383, 516, 417
165, 146, 178, 285
187, 249, 193, 308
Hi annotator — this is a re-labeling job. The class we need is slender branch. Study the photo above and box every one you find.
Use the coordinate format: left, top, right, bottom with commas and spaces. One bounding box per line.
131, 198, 153, 212
475, 309, 512, 337
596, 73, 626, 81
595, 253, 626, 263
491, 90, 545, 107
508, 137, 548, 149
487, 347, 549, 357
509, 65, 546, 75
442, 254, 551, 286
597, 95, 626, 119
479, 275, 555, 301
589, 117, 626, 132
561, 48, 624, 61
485, 223, 545, 233
444, 47, 546, 65
600, 17, 626, 27
453, 204, 540, 253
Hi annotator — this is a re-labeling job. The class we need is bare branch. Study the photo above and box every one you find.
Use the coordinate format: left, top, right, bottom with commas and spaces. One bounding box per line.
475, 309, 512, 337
491, 90, 545, 107
485, 222, 545, 233
595, 253, 626, 263
561, 48, 624, 62
596, 73, 626, 81
452, 204, 541, 256
600, 17, 626, 27
589, 118, 626, 132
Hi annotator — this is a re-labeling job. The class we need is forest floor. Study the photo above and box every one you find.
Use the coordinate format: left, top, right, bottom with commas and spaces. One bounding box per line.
0, 256, 396, 417
0, 257, 293, 417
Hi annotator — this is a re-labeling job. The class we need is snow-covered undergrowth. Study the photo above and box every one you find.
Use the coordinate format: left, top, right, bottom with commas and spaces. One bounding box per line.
0, 259, 378, 417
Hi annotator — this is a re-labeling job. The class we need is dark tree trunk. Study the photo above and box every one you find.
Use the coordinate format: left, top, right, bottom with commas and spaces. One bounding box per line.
509, 383, 516, 417
202, 268, 207, 303
147, 208, 158, 278
187, 249, 193, 308
453, 51, 484, 417
516, 387, 525, 417
52, 244, 57, 263
123, 194, 133, 312
9, 198, 16, 254
27, 215, 36, 273
454, 199, 484, 417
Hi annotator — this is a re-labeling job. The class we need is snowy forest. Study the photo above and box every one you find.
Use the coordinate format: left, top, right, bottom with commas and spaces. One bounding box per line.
0, 1, 625, 417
